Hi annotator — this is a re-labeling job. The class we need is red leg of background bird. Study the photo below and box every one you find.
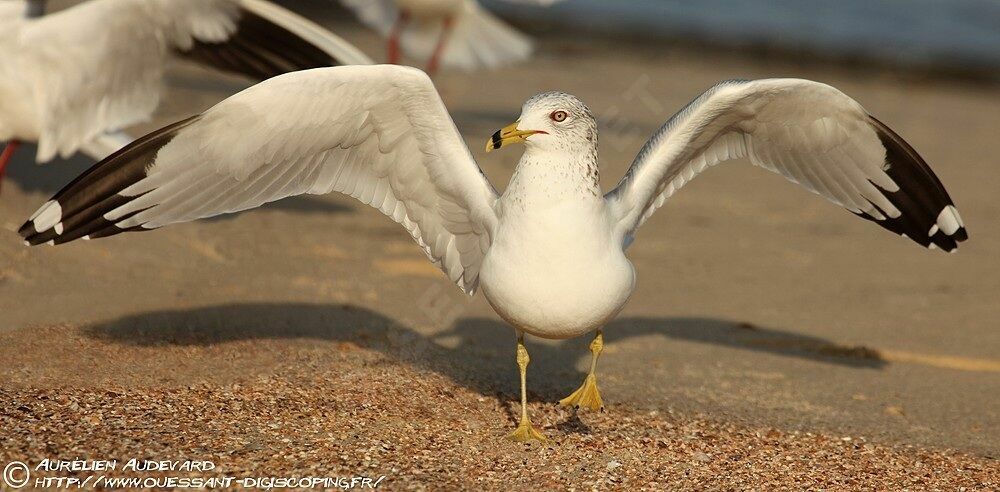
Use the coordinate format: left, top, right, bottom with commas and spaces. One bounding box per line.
388, 11, 410, 65
425, 16, 454, 76
0, 140, 21, 195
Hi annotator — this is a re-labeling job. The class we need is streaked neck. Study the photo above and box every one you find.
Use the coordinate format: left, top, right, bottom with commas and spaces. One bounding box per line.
502, 147, 601, 210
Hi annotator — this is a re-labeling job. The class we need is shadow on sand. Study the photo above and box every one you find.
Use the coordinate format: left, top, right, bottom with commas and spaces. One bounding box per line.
83, 302, 887, 400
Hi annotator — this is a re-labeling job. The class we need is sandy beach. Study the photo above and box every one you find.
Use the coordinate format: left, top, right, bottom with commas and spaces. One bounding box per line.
1, 3, 998, 489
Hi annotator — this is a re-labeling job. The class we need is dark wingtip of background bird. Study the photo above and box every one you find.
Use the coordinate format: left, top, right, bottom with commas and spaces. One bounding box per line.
177, 7, 339, 81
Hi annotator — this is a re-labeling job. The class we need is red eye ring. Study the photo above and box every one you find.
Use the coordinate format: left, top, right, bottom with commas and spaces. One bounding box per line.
550, 110, 568, 122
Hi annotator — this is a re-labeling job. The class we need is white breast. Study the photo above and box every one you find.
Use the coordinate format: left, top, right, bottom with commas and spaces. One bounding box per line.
480, 195, 635, 340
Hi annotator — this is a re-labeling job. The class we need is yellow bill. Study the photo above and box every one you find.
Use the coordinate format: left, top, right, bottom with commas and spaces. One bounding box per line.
486, 122, 546, 153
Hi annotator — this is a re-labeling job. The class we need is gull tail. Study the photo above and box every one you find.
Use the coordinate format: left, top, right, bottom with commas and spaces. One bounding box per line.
19, 116, 199, 246
404, 4, 534, 71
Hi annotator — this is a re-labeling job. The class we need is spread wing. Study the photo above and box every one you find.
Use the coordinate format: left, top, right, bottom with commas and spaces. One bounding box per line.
2, 0, 370, 163
20, 66, 499, 294
605, 79, 967, 252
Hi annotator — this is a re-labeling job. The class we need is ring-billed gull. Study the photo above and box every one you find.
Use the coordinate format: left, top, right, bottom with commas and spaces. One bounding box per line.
20, 65, 967, 442
340, 0, 561, 74
0, 0, 372, 191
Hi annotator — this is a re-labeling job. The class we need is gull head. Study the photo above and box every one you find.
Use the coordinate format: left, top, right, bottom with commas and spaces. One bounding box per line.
486, 92, 596, 154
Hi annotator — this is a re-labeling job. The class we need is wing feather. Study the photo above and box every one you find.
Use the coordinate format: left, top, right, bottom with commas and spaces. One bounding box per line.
606, 78, 967, 252
21, 66, 499, 294
1, 0, 369, 163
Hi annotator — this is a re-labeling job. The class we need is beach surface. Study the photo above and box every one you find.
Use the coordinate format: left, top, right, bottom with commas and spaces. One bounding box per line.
1, 4, 998, 488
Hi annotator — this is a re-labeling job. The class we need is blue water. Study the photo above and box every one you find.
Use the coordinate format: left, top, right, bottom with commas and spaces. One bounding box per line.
485, 0, 1000, 75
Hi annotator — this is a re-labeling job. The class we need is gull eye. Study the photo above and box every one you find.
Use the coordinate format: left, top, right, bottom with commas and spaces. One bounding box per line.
550, 110, 568, 123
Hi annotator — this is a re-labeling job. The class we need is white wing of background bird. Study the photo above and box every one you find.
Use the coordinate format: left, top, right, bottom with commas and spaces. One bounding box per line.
0, 1, 25, 20
77, 131, 135, 162
605, 78, 967, 252
0, 0, 372, 164
20, 66, 500, 294
340, 0, 559, 71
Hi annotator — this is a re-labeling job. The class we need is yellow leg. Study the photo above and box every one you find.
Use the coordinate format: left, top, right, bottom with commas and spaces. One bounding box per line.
507, 334, 548, 442
559, 329, 605, 411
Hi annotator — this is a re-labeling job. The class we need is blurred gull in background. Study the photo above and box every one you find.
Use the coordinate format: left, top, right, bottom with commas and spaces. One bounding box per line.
340, 0, 562, 74
0, 0, 372, 193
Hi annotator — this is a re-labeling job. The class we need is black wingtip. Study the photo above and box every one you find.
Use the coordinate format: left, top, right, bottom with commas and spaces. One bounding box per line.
859, 115, 967, 253
20, 116, 199, 246
177, 7, 340, 81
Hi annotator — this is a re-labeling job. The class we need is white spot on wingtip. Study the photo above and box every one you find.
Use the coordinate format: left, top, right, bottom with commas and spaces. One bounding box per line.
33, 201, 62, 233
82, 235, 91, 241
22, 240, 29, 247
928, 243, 938, 250
54, 222, 63, 235
951, 206, 965, 227
45, 240, 55, 246
928, 224, 939, 236
936, 206, 961, 236
28, 200, 53, 221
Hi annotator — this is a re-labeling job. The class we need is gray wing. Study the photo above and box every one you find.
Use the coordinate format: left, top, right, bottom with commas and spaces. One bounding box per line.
21, 66, 499, 295
605, 78, 967, 252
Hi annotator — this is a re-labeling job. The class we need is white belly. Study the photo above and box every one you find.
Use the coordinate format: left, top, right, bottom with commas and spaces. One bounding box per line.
479, 201, 635, 340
